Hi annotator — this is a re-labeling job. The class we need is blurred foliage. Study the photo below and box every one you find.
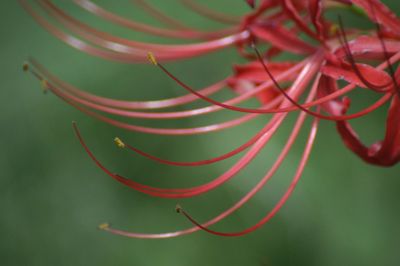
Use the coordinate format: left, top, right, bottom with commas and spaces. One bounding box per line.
1, 1, 399, 265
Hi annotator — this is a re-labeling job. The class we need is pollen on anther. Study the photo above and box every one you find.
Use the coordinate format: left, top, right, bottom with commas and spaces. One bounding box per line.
330, 24, 339, 36
114, 137, 125, 148
175, 204, 182, 213
41, 79, 49, 93
22, 62, 29, 72
98, 223, 110, 230
147, 52, 158, 66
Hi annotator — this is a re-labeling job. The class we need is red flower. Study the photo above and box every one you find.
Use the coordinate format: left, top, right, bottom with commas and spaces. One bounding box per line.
21, 0, 399, 238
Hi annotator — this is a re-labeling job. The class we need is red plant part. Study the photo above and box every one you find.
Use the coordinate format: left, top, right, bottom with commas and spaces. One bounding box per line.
21, 0, 399, 238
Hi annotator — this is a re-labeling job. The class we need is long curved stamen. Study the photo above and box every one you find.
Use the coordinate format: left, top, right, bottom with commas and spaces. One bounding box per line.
176, 116, 319, 236
150, 51, 323, 113
28, 58, 227, 111
73, 115, 283, 198
152, 51, 364, 120
150, 50, 399, 121
116, 114, 282, 167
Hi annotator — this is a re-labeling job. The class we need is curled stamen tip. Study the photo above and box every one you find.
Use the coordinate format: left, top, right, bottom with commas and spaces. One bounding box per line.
147, 52, 158, 66
98, 223, 110, 230
114, 137, 125, 148
175, 204, 182, 213
22, 62, 29, 72
40, 79, 49, 94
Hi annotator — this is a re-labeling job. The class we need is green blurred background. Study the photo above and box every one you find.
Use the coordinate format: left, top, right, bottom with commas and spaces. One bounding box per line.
1, 1, 400, 265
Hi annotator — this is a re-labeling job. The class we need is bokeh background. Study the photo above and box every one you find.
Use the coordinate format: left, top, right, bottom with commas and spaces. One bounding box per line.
1, 1, 400, 265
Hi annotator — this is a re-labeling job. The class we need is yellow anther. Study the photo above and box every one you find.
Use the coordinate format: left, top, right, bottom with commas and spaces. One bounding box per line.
330, 24, 339, 35
147, 52, 158, 66
22, 62, 29, 72
175, 204, 182, 213
98, 223, 110, 230
41, 79, 49, 93
114, 137, 125, 148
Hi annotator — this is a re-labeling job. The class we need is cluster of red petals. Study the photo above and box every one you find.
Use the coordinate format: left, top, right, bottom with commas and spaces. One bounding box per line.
22, 0, 400, 238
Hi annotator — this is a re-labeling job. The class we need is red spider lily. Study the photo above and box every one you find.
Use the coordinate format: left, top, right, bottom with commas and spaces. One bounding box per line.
21, 0, 400, 238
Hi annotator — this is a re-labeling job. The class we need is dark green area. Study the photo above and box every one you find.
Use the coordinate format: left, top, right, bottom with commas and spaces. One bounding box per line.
1, 1, 399, 265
